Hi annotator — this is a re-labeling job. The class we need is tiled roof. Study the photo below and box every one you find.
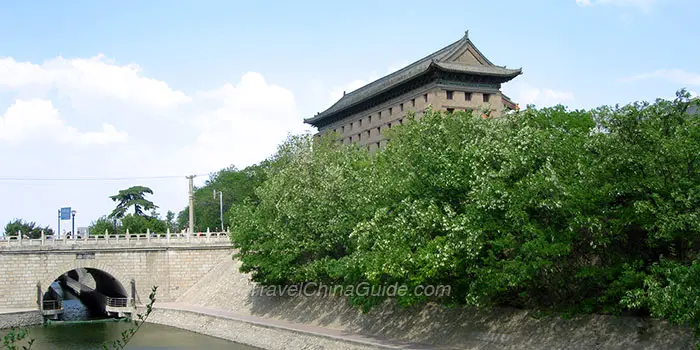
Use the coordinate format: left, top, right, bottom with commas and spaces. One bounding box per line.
305, 31, 522, 125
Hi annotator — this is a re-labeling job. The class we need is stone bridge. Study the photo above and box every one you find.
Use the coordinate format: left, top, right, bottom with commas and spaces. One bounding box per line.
0, 231, 233, 314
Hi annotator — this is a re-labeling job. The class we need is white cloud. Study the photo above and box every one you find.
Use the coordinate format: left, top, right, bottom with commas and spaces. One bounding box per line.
0, 55, 190, 111
575, 0, 658, 12
181, 72, 308, 172
0, 98, 127, 145
503, 82, 575, 108
620, 69, 700, 86
0, 54, 309, 231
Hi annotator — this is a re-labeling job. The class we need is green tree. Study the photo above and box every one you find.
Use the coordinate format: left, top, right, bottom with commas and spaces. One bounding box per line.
177, 163, 269, 232
3, 219, 54, 239
175, 208, 188, 232
228, 91, 700, 320
108, 186, 158, 219
165, 210, 177, 232
88, 216, 117, 236
121, 214, 166, 234
229, 133, 374, 285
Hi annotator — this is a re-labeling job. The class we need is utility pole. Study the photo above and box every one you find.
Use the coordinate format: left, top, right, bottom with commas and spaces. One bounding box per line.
214, 190, 223, 231
186, 175, 196, 234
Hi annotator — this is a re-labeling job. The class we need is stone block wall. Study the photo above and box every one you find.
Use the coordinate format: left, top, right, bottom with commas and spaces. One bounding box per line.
0, 242, 233, 309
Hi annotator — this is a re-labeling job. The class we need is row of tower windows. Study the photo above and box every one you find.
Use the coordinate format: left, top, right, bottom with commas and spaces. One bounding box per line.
333, 93, 427, 135
342, 119, 406, 144
446, 90, 490, 103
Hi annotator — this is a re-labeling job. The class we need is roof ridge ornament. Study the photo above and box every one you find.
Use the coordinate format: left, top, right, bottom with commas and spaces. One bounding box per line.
464, 30, 469, 39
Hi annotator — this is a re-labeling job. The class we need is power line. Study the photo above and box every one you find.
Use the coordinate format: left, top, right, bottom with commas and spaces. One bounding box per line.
0, 173, 211, 182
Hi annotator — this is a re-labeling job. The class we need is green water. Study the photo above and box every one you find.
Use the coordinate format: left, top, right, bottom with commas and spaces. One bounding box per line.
2, 321, 260, 349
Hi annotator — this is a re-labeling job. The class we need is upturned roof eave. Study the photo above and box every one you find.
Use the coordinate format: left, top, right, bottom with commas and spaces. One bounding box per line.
304, 64, 521, 125
305, 31, 521, 125
304, 61, 437, 124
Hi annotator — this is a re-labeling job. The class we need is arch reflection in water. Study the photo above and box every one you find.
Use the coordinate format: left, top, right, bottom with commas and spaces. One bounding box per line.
42, 268, 131, 321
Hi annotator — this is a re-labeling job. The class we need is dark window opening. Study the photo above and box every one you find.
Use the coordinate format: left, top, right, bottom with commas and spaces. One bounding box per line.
446, 90, 454, 100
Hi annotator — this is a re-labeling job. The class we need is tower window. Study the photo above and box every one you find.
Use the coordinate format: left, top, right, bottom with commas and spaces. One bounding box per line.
483, 93, 490, 102
411, 98, 416, 107
465, 92, 472, 101
446, 91, 454, 100
424, 94, 428, 103
400, 103, 404, 112
389, 107, 393, 115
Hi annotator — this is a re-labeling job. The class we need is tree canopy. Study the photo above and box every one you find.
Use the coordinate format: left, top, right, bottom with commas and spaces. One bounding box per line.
3, 219, 54, 239
176, 163, 268, 232
108, 186, 158, 219
228, 90, 700, 334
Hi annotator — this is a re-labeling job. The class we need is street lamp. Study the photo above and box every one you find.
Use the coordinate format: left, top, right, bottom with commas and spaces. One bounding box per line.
71, 210, 76, 240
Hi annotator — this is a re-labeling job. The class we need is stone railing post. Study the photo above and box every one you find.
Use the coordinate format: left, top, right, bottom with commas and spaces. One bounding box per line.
41, 230, 45, 245
166, 228, 171, 244
84, 231, 88, 242
147, 228, 151, 242
18, 231, 22, 245
105, 229, 109, 243
126, 228, 130, 242
206, 227, 210, 238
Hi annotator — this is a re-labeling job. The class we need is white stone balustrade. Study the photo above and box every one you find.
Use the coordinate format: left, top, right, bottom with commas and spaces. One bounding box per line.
0, 227, 231, 249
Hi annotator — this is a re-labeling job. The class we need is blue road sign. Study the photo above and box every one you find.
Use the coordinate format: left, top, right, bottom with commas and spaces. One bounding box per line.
60, 207, 72, 220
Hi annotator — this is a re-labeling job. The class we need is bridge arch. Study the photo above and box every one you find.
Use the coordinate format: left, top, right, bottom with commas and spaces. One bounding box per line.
39, 260, 131, 299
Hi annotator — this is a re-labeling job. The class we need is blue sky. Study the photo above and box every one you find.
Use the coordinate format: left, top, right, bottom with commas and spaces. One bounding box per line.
0, 0, 698, 233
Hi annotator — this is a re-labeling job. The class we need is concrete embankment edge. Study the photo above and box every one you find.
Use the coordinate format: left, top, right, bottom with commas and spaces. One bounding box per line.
0, 309, 43, 329
148, 306, 435, 350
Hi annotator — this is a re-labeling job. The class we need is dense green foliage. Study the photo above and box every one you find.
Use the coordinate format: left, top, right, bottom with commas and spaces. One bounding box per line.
89, 212, 172, 235
88, 216, 117, 236
229, 92, 700, 333
3, 219, 54, 238
176, 164, 268, 232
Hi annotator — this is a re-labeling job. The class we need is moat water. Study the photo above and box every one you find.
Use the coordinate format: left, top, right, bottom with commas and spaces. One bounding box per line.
9, 281, 259, 349
8, 322, 260, 349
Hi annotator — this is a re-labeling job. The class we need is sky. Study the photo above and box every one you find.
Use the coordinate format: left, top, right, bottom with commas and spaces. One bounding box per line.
0, 0, 698, 233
